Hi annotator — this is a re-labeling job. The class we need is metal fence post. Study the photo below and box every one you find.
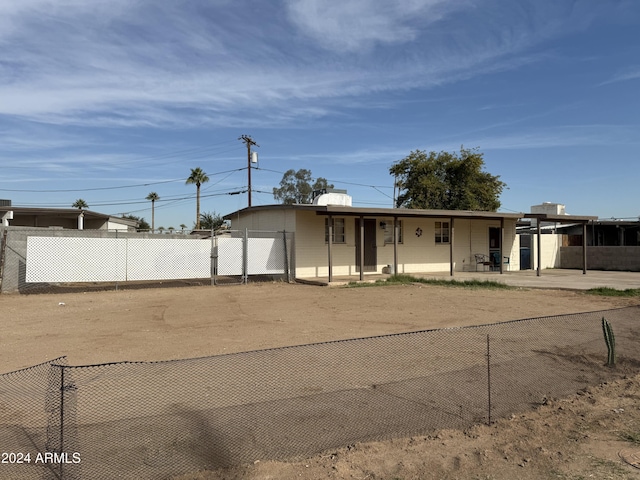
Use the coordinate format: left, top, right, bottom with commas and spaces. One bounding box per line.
211, 233, 216, 286
59, 366, 66, 480
243, 229, 248, 284
115, 230, 119, 292
0, 229, 7, 293
283, 230, 290, 283
486, 334, 492, 426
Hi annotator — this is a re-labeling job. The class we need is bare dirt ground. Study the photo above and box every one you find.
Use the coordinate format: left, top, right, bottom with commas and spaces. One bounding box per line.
1, 282, 640, 479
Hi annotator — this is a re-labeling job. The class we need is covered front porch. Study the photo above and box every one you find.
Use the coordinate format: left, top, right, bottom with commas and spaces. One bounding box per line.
317, 206, 523, 282
316, 208, 596, 282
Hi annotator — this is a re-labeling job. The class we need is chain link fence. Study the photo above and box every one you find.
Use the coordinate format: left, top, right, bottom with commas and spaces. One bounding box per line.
212, 230, 295, 285
0, 227, 294, 293
0, 306, 638, 479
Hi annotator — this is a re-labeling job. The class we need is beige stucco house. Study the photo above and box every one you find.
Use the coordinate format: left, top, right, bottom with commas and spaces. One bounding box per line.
225, 202, 524, 281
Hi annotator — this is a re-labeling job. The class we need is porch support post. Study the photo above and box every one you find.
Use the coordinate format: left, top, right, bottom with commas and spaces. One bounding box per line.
359, 215, 364, 281
582, 222, 587, 275
393, 216, 399, 275
327, 215, 333, 283
499, 217, 504, 274
536, 220, 542, 277
449, 217, 455, 277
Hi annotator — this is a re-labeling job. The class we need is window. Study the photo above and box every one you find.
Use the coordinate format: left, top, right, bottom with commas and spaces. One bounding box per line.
435, 221, 450, 244
325, 217, 345, 243
383, 220, 402, 244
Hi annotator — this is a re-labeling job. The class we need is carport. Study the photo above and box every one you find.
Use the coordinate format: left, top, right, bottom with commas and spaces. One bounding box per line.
524, 213, 597, 276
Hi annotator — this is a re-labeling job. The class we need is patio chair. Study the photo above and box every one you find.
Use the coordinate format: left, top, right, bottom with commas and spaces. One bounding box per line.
503, 256, 510, 271
490, 251, 510, 271
474, 254, 492, 272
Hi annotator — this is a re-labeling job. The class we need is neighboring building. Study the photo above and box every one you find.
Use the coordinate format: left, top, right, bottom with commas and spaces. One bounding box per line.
0, 205, 138, 231
225, 191, 524, 280
562, 219, 640, 247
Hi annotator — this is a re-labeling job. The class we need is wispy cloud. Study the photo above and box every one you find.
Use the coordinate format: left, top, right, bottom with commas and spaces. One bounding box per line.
469, 124, 640, 150
0, 0, 612, 129
283, 0, 458, 52
599, 67, 640, 86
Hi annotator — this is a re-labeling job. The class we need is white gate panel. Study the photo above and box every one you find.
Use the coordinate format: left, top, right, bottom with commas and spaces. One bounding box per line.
247, 238, 285, 275
126, 239, 211, 280
26, 237, 127, 282
216, 237, 243, 275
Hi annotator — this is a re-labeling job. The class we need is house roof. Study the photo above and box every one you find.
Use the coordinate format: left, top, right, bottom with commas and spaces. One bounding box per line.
224, 204, 525, 221
0, 206, 139, 227
226, 204, 603, 225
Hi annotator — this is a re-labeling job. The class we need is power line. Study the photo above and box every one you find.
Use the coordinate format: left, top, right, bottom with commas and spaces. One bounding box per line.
255, 167, 393, 190
15, 189, 247, 209
0, 168, 245, 193
0, 140, 243, 174
0, 178, 184, 193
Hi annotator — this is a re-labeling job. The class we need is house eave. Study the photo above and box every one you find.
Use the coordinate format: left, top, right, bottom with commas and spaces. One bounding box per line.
224, 204, 524, 221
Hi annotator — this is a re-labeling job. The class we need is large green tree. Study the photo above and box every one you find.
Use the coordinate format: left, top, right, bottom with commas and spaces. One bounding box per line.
273, 169, 333, 204
389, 147, 506, 211
186, 167, 209, 229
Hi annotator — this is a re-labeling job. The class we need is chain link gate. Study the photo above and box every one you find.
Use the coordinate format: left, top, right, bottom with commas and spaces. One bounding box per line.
212, 230, 295, 285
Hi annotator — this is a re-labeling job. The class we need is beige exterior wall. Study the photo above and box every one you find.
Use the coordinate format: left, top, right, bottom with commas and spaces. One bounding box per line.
292, 212, 519, 277
530, 233, 562, 270
294, 211, 362, 277
227, 209, 297, 232
227, 208, 519, 278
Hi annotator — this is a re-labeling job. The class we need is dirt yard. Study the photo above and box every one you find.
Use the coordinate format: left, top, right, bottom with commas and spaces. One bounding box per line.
1, 282, 640, 479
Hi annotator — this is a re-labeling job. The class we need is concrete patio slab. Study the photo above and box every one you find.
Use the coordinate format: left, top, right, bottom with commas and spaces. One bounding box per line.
297, 269, 640, 291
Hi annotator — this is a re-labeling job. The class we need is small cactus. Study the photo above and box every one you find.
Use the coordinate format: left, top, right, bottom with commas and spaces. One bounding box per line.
601, 317, 616, 366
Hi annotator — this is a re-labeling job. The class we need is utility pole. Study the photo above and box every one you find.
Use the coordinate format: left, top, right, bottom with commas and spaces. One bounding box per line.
239, 135, 258, 207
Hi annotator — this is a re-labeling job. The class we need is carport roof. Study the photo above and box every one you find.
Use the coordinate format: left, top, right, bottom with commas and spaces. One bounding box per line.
523, 213, 597, 223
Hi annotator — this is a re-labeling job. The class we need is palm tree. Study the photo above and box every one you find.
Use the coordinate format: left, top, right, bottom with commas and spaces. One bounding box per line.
72, 199, 88, 209
180, 223, 187, 234
185, 167, 210, 229
145, 192, 160, 232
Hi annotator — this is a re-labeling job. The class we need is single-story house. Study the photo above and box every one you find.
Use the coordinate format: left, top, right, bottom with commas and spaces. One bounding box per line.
225, 193, 526, 281
225, 192, 599, 281
1, 206, 138, 231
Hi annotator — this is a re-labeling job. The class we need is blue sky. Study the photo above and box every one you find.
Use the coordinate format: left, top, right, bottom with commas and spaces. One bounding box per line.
1, 0, 638, 229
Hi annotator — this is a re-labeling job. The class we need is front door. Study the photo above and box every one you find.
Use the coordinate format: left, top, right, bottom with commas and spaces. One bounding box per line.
355, 219, 377, 272
488, 227, 501, 270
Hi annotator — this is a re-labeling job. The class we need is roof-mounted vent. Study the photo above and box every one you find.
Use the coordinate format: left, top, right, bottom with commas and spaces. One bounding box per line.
312, 188, 352, 206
